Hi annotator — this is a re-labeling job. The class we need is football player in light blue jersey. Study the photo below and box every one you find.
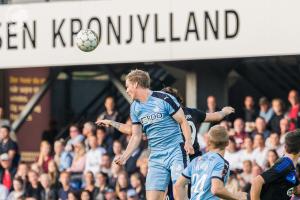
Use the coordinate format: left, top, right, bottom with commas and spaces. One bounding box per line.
114, 69, 194, 200
174, 125, 247, 200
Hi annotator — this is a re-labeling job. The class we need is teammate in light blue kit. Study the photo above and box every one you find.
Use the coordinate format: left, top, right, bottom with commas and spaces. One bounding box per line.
174, 125, 247, 200
114, 69, 194, 200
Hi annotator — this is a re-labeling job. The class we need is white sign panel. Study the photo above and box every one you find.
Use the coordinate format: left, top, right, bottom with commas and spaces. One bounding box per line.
0, 0, 300, 68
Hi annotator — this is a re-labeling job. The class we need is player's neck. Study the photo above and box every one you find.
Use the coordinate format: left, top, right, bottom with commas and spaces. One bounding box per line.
285, 153, 299, 166
137, 89, 152, 103
210, 148, 225, 157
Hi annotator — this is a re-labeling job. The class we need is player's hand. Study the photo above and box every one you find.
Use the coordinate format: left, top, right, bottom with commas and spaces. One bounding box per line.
236, 191, 247, 200
114, 154, 127, 165
184, 141, 195, 155
95, 119, 111, 127
221, 106, 235, 116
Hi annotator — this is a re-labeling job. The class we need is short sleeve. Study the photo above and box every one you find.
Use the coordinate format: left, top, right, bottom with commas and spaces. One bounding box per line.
130, 102, 140, 124
261, 157, 293, 184
211, 159, 229, 183
164, 94, 180, 116
182, 159, 194, 179
192, 109, 206, 123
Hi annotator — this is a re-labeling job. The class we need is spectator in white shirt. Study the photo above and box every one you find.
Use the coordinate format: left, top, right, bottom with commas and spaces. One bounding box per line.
225, 137, 242, 170
252, 134, 269, 168
266, 132, 284, 156
85, 135, 106, 175
239, 137, 255, 163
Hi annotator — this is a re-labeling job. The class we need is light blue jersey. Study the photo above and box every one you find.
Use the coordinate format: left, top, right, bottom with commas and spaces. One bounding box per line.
130, 91, 187, 191
182, 152, 230, 200
130, 91, 183, 150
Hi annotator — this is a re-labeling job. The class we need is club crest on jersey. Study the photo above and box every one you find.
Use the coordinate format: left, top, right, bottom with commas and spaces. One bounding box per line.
141, 113, 163, 124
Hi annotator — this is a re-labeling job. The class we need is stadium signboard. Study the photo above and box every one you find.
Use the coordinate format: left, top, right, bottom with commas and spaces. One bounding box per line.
0, 0, 300, 68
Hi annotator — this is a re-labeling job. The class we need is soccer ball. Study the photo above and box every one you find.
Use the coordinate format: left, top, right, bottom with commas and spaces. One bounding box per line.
76, 29, 99, 52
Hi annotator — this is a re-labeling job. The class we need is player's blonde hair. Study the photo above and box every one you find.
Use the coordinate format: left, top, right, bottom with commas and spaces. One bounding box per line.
208, 125, 229, 150
126, 69, 150, 89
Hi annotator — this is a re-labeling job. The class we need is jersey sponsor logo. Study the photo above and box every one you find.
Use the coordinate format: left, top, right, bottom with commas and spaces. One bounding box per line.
141, 113, 163, 124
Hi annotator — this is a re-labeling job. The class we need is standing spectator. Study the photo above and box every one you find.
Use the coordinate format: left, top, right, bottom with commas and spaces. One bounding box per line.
224, 137, 241, 171
82, 122, 97, 151
40, 173, 57, 200
37, 141, 53, 173
25, 170, 43, 199
251, 117, 271, 139
66, 124, 84, 148
84, 135, 106, 175
99, 154, 112, 177
83, 171, 99, 199
58, 171, 74, 200
233, 118, 247, 149
287, 90, 300, 131
0, 153, 17, 190
269, 98, 285, 133
265, 149, 279, 170
0, 106, 10, 127
242, 96, 258, 122
68, 142, 86, 173
54, 139, 73, 172
252, 134, 268, 168
0, 125, 20, 168
206, 95, 218, 113
7, 177, 25, 200
239, 137, 255, 163
97, 96, 122, 140
258, 97, 274, 124
130, 172, 145, 200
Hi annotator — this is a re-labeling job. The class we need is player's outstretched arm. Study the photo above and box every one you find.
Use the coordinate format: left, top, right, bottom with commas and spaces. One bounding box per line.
250, 175, 265, 200
173, 108, 194, 155
205, 106, 235, 122
95, 119, 132, 135
114, 124, 142, 165
211, 178, 247, 200
174, 175, 189, 200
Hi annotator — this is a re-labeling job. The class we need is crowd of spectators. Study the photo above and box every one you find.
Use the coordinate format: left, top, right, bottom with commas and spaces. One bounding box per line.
0, 89, 299, 200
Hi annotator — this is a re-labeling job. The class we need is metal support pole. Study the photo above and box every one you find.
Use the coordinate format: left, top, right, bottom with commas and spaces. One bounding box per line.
11, 70, 60, 133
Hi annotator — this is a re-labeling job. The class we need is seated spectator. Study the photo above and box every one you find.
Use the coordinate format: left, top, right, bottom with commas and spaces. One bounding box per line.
130, 172, 145, 200
84, 135, 106, 175
0, 125, 20, 168
40, 173, 57, 199
225, 137, 242, 171
269, 98, 285, 133
96, 172, 109, 199
127, 188, 140, 200
30, 162, 42, 175
15, 162, 28, 188
7, 177, 25, 200
251, 117, 270, 139
99, 154, 112, 177
258, 97, 274, 124
118, 188, 127, 200
68, 142, 86, 173
47, 160, 60, 189
104, 187, 117, 200
115, 171, 129, 198
239, 137, 255, 163
97, 96, 122, 140
112, 140, 123, 159
68, 191, 79, 200
287, 90, 300, 131
0, 106, 10, 127
58, 171, 75, 200
54, 139, 73, 172
0, 153, 17, 190
82, 122, 97, 151
237, 160, 253, 192
81, 190, 92, 200
252, 134, 269, 168
265, 132, 284, 156
83, 171, 99, 199
0, 183, 8, 200
279, 118, 289, 144
265, 149, 279, 170
36, 141, 53, 173
66, 124, 84, 148
232, 118, 247, 149
251, 164, 263, 184
110, 162, 124, 188
25, 170, 43, 199
96, 127, 113, 155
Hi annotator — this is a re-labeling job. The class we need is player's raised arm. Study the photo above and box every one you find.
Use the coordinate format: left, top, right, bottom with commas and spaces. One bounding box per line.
205, 106, 235, 122
114, 124, 142, 165
250, 175, 265, 200
211, 178, 247, 200
173, 108, 194, 155
174, 175, 189, 200
95, 119, 132, 135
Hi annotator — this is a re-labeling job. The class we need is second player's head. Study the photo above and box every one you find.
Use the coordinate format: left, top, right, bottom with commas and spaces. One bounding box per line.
207, 125, 229, 151
125, 69, 150, 100
284, 129, 300, 156
161, 87, 184, 105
